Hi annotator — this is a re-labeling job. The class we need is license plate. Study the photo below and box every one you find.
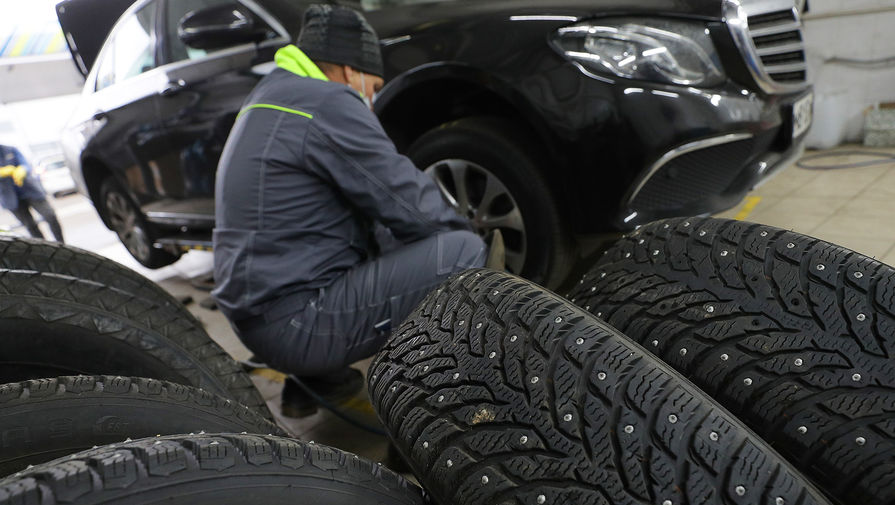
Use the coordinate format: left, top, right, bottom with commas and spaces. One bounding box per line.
792, 92, 813, 139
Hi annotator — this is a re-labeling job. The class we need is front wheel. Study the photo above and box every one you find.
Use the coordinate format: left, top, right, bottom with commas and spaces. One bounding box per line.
408, 117, 572, 288
99, 177, 180, 269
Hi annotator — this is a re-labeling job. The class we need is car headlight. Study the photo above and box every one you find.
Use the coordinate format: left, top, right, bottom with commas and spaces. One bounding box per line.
553, 18, 725, 87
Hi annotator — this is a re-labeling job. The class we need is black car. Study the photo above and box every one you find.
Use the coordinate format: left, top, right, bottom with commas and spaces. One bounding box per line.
58, 0, 812, 287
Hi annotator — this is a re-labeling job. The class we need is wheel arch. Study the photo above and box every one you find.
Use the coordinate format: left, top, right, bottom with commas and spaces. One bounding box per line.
376, 64, 569, 220
376, 64, 557, 159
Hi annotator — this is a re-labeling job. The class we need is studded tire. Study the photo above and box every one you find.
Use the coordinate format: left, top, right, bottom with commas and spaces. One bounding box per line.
0, 375, 285, 476
0, 236, 194, 323
568, 217, 895, 505
0, 268, 272, 420
0, 434, 427, 505
369, 269, 831, 505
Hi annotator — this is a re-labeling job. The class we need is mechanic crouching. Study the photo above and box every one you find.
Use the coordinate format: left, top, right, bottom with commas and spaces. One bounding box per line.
212, 4, 490, 417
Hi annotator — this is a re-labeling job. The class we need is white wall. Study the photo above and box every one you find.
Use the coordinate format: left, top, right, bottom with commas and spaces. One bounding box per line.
803, 0, 895, 148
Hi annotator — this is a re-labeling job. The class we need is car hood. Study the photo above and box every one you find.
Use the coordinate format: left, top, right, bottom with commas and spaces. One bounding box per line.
365, 0, 725, 39
56, 0, 725, 77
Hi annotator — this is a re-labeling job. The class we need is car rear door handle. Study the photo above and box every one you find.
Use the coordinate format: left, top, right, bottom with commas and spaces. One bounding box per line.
161, 79, 186, 97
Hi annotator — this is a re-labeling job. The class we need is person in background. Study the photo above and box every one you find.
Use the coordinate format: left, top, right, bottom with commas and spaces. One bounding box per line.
213, 4, 499, 417
0, 144, 64, 243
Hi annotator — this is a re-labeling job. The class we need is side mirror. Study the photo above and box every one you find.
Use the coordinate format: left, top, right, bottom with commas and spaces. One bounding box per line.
178, 3, 268, 51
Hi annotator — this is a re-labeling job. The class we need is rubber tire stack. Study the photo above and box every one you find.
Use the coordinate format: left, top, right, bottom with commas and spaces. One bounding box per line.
0, 237, 271, 419
0, 238, 430, 504
568, 217, 895, 505
369, 269, 831, 505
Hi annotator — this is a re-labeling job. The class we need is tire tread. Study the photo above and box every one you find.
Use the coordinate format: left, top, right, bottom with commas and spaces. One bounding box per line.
370, 269, 830, 505
0, 375, 284, 475
0, 268, 269, 418
569, 217, 895, 505
0, 434, 424, 505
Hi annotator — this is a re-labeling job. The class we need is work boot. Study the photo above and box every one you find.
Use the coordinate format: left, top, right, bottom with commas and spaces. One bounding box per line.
281, 367, 364, 418
485, 229, 506, 271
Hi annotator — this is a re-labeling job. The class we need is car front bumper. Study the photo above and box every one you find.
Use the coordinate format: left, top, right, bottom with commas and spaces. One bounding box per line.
552, 75, 813, 232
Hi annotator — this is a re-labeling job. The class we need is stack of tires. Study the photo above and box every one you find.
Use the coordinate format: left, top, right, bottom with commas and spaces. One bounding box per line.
367, 218, 895, 505
6, 218, 893, 504
0, 237, 426, 505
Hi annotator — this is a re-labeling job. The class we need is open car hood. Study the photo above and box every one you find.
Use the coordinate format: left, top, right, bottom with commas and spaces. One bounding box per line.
56, 0, 137, 77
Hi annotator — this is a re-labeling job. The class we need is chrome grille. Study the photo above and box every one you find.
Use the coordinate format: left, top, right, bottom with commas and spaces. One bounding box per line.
724, 0, 810, 94
747, 8, 806, 83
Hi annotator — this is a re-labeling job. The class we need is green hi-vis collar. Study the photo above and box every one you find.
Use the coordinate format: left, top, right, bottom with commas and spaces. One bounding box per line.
236, 46, 326, 120
275, 45, 328, 81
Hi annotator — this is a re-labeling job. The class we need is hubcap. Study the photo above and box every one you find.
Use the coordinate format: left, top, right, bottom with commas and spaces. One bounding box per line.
424, 159, 526, 273
105, 190, 151, 262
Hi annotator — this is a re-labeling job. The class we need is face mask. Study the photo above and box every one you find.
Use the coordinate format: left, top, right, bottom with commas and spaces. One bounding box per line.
360, 72, 373, 111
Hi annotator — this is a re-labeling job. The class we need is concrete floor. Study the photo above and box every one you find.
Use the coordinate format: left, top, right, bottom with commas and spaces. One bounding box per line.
3, 143, 894, 468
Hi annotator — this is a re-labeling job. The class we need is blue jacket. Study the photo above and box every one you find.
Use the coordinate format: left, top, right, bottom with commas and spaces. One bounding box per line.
212, 46, 469, 321
0, 145, 46, 211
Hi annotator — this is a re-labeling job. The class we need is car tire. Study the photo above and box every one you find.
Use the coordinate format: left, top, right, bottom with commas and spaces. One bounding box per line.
0, 434, 427, 505
408, 117, 572, 288
567, 217, 895, 505
368, 269, 830, 505
0, 235, 199, 328
99, 176, 180, 269
0, 268, 273, 421
0, 375, 285, 476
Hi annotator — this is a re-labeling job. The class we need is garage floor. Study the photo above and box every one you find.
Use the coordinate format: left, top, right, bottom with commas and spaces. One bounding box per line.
714, 146, 895, 264
4, 143, 895, 469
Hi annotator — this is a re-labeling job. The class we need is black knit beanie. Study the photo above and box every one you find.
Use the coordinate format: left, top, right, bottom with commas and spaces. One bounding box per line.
297, 4, 384, 78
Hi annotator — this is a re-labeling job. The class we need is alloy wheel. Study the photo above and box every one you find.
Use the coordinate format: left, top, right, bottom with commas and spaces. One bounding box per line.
424, 159, 526, 273
105, 190, 151, 262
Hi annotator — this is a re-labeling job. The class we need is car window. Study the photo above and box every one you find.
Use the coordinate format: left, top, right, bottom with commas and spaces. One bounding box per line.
95, 2, 159, 91
165, 0, 279, 63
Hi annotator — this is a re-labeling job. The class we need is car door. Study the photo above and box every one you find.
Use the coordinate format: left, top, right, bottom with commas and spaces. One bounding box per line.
84, 0, 170, 202
146, 0, 293, 227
